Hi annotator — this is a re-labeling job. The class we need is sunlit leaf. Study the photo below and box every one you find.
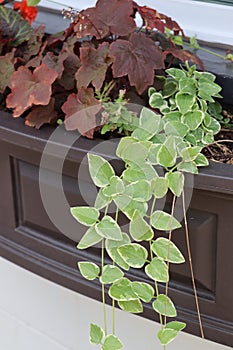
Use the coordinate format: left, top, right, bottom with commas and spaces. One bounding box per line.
78, 261, 100, 280
118, 243, 148, 268
109, 278, 138, 301
129, 210, 154, 241
100, 265, 124, 284
77, 226, 102, 250
118, 299, 143, 313
102, 334, 123, 350
88, 153, 115, 187
157, 328, 178, 346
152, 237, 185, 263
150, 211, 181, 231
153, 294, 177, 317
71, 206, 99, 226
131, 282, 154, 303
90, 323, 104, 345
96, 216, 123, 241
145, 257, 168, 282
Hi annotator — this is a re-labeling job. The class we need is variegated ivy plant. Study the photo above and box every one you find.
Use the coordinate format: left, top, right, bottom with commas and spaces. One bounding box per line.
70, 64, 222, 349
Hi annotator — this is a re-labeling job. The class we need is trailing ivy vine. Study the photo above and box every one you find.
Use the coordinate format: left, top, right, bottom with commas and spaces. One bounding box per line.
71, 65, 222, 349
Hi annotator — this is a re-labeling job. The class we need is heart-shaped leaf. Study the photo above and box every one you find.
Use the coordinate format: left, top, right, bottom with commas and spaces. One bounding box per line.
118, 299, 143, 313
71, 206, 99, 226
88, 154, 115, 188
118, 243, 148, 268
153, 294, 177, 317
77, 226, 102, 250
96, 216, 123, 241
131, 282, 154, 303
100, 265, 124, 284
152, 237, 185, 263
150, 211, 181, 231
78, 261, 100, 280
102, 334, 123, 350
130, 211, 154, 241
90, 324, 104, 345
145, 257, 168, 282
109, 278, 137, 301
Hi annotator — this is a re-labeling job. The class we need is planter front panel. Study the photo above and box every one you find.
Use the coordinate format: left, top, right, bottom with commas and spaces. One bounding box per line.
0, 113, 233, 346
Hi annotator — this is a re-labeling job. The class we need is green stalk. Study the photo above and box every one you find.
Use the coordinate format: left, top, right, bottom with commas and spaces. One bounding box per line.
101, 239, 107, 335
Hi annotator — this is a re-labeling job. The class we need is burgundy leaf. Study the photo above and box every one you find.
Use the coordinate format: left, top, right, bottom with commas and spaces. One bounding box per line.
137, 5, 184, 36
26, 40, 47, 68
74, 0, 136, 39
42, 51, 68, 79
59, 39, 81, 90
6, 64, 58, 117
25, 98, 58, 129
0, 50, 15, 93
76, 42, 112, 90
163, 48, 204, 70
23, 25, 45, 62
62, 87, 101, 138
109, 32, 165, 94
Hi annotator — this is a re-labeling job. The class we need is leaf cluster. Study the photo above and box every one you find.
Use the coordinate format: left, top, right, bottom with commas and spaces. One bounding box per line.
0, 0, 205, 136
70, 76, 221, 347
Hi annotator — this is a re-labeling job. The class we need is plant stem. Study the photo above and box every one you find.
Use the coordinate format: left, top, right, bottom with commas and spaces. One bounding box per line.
182, 191, 205, 338
164, 194, 177, 326
112, 299, 115, 335
101, 239, 107, 335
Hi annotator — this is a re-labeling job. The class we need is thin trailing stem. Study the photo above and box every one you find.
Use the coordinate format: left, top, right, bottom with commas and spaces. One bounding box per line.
182, 191, 205, 339
164, 194, 177, 326
101, 238, 107, 335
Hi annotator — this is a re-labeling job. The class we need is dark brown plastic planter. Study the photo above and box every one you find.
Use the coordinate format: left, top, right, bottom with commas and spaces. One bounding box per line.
0, 111, 233, 347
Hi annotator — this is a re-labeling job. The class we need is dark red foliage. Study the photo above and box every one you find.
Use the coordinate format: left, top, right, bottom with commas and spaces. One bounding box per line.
163, 48, 205, 70
25, 98, 58, 128
76, 43, 112, 90
74, 0, 136, 39
109, 32, 164, 94
63, 88, 101, 138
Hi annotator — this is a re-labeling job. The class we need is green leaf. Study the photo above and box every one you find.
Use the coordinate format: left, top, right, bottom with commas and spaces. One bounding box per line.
95, 188, 112, 210
77, 226, 102, 250
179, 78, 196, 95
152, 237, 185, 263
149, 92, 168, 111
78, 261, 100, 280
203, 116, 221, 134
148, 144, 162, 165
175, 92, 195, 114
89, 323, 104, 345
202, 133, 214, 145
130, 211, 154, 241
163, 111, 182, 123
153, 294, 177, 317
145, 257, 168, 282
165, 171, 184, 197
118, 299, 143, 313
103, 176, 125, 197
106, 233, 131, 270
96, 216, 123, 241
125, 180, 152, 202
131, 282, 154, 303
178, 161, 198, 174
102, 335, 123, 350
157, 329, 178, 346
157, 136, 177, 168
151, 177, 168, 198
198, 81, 221, 99
118, 243, 148, 268
119, 140, 150, 164
162, 80, 178, 98
116, 137, 137, 159
150, 211, 181, 231
182, 111, 204, 130
71, 206, 99, 226
132, 107, 161, 140
88, 153, 115, 187
166, 68, 186, 80
114, 195, 148, 220
109, 278, 137, 301
164, 121, 189, 137
194, 153, 209, 167
180, 146, 202, 162
100, 265, 124, 284
122, 162, 157, 182
0, 7, 31, 46
165, 321, 186, 332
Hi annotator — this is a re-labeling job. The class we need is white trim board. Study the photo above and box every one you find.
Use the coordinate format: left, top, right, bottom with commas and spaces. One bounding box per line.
39, 0, 233, 45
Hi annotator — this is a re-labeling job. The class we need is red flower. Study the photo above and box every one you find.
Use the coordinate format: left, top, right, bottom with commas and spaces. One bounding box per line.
14, 0, 38, 24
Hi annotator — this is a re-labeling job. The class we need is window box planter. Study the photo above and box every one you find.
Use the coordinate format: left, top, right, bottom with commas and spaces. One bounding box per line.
0, 108, 232, 347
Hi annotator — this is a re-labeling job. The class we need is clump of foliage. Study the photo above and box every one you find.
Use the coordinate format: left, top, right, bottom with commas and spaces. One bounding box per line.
0, 0, 205, 138
70, 65, 222, 349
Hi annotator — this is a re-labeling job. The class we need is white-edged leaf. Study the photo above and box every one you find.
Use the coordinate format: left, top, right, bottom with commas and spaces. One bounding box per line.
152, 237, 185, 263
71, 206, 99, 226
175, 92, 195, 114
165, 321, 186, 332
106, 233, 131, 270
151, 177, 168, 198
153, 294, 177, 317
165, 171, 184, 197
118, 299, 143, 313
109, 278, 137, 301
77, 226, 102, 250
96, 216, 123, 241
157, 329, 178, 346
150, 210, 181, 231
118, 243, 148, 268
100, 265, 124, 284
102, 335, 123, 350
78, 261, 100, 280
145, 257, 168, 282
88, 153, 114, 187
131, 282, 154, 302
89, 323, 104, 345
157, 135, 177, 168
129, 210, 154, 241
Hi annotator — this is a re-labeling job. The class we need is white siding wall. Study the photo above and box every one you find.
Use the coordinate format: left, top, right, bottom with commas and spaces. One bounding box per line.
0, 257, 231, 350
